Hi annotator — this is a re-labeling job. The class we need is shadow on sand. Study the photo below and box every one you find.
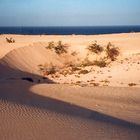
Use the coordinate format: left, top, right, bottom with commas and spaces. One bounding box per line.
0, 63, 140, 130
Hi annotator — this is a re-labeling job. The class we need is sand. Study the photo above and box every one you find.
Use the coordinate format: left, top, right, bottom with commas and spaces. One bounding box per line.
0, 33, 140, 140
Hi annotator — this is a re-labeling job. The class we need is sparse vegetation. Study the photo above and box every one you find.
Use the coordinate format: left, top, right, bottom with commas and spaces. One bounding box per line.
46, 41, 69, 55
86, 41, 120, 67
6, 37, 15, 43
39, 41, 120, 86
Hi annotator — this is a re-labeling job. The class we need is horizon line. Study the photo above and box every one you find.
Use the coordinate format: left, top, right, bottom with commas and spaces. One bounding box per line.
0, 25, 140, 28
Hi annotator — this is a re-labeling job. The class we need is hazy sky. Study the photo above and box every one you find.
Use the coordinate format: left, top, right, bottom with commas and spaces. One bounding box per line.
0, 0, 140, 26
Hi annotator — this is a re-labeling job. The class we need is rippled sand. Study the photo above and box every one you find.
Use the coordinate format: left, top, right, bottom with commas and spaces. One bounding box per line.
0, 81, 140, 140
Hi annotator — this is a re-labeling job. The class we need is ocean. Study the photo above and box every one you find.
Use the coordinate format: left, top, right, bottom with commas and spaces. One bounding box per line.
0, 26, 140, 35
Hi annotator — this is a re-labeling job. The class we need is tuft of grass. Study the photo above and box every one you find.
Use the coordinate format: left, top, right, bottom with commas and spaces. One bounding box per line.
87, 41, 104, 54
6, 37, 15, 43
105, 42, 120, 61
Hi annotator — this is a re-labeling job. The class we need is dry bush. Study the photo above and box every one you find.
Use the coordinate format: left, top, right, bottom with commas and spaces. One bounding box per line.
54, 41, 69, 55
93, 59, 107, 68
78, 70, 89, 74
87, 41, 104, 54
46, 41, 69, 55
46, 41, 55, 50
128, 83, 137, 87
81, 57, 93, 67
6, 37, 15, 43
46, 65, 58, 75
90, 82, 100, 86
71, 65, 81, 72
38, 63, 58, 76
105, 42, 120, 61
71, 51, 78, 56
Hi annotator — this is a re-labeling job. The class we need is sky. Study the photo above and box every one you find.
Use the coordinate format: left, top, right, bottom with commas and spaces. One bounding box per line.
0, 0, 140, 26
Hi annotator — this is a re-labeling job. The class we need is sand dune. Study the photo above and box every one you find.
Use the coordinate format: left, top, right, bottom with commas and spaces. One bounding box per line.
0, 33, 140, 140
0, 45, 63, 75
0, 80, 140, 140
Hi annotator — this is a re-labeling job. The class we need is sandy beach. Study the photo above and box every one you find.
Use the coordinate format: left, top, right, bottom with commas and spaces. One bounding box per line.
0, 33, 140, 140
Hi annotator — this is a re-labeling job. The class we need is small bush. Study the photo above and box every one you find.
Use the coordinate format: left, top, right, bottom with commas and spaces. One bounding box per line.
87, 41, 104, 54
78, 70, 89, 74
106, 42, 120, 61
71, 66, 81, 72
38, 63, 58, 76
6, 37, 15, 43
46, 41, 69, 55
46, 65, 57, 75
46, 41, 55, 50
71, 51, 78, 56
54, 41, 69, 55
128, 83, 137, 87
81, 57, 93, 67
90, 82, 100, 86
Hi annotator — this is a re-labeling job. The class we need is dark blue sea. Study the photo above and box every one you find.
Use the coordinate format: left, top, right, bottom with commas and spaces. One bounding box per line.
0, 26, 140, 35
